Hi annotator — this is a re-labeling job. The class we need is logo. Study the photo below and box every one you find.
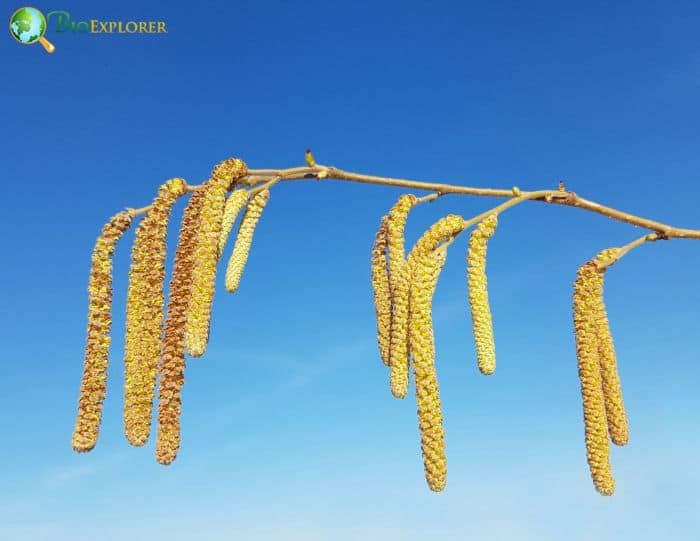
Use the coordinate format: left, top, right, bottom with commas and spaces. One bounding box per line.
9, 6, 55, 53
9, 7, 168, 53
47, 11, 168, 34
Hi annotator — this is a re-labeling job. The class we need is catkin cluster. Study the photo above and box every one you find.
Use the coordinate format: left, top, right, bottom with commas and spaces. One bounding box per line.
156, 188, 206, 465
72, 211, 133, 452
467, 213, 498, 375
371, 215, 392, 366
391, 214, 467, 398
225, 189, 270, 293
573, 247, 630, 495
370, 209, 465, 490
75, 157, 252, 463
124, 178, 188, 447
409, 246, 449, 491
186, 158, 248, 357
573, 261, 615, 495
592, 248, 628, 447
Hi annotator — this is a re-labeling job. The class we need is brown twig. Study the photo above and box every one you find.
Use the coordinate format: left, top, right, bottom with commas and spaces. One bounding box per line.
122, 164, 700, 241
594, 233, 661, 271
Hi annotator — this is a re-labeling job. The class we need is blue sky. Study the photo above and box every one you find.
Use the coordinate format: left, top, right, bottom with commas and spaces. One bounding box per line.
2, 0, 700, 539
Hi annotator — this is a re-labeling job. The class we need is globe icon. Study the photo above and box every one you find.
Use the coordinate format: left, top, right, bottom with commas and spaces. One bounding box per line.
9, 6, 55, 53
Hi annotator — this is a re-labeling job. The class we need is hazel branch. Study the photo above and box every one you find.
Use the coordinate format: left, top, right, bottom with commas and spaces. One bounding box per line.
123, 165, 699, 241
77, 154, 698, 496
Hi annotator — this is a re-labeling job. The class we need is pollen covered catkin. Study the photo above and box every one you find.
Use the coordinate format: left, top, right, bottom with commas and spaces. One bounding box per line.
217, 189, 249, 257
390, 214, 466, 398
72, 211, 133, 453
386, 194, 418, 297
186, 158, 248, 357
156, 188, 206, 465
385, 195, 418, 376
573, 261, 615, 495
467, 213, 498, 375
123, 178, 188, 447
592, 248, 629, 446
371, 215, 392, 366
410, 246, 448, 491
224, 188, 270, 293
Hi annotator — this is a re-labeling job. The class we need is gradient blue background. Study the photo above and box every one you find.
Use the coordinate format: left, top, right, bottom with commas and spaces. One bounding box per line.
2, 1, 699, 539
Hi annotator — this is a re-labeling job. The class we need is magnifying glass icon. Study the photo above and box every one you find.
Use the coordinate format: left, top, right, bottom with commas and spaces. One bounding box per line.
9, 6, 56, 53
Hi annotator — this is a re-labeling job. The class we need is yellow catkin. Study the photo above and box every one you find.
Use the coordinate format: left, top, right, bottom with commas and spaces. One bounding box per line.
224, 188, 270, 293
72, 212, 133, 452
124, 178, 188, 447
467, 213, 498, 375
592, 248, 629, 446
386, 194, 418, 296
573, 262, 615, 495
156, 188, 206, 465
185, 158, 248, 357
410, 246, 448, 491
386, 195, 418, 374
217, 189, 249, 257
390, 214, 466, 398
371, 215, 392, 366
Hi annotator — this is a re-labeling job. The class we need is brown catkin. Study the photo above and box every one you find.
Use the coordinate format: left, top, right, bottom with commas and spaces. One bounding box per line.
592, 248, 629, 446
217, 189, 249, 257
124, 178, 188, 447
224, 188, 270, 293
390, 214, 466, 398
371, 215, 392, 366
156, 188, 206, 465
410, 245, 448, 491
467, 213, 498, 375
573, 261, 615, 495
72, 211, 133, 452
185, 158, 248, 357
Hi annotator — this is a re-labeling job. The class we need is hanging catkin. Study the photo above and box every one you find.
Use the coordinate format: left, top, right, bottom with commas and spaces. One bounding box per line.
217, 189, 249, 257
72, 211, 133, 452
371, 215, 392, 366
386, 194, 418, 297
386, 195, 418, 384
123, 178, 188, 447
410, 245, 448, 491
185, 158, 248, 357
467, 213, 498, 375
224, 188, 270, 293
573, 261, 615, 495
156, 188, 206, 465
592, 248, 629, 446
390, 214, 467, 398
